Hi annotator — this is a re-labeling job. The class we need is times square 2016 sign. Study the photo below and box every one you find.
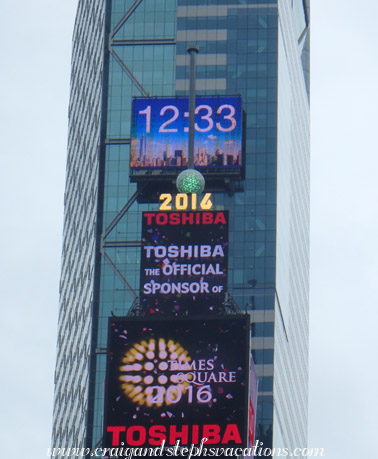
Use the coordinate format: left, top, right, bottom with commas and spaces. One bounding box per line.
103, 316, 250, 449
130, 96, 242, 175
140, 210, 228, 316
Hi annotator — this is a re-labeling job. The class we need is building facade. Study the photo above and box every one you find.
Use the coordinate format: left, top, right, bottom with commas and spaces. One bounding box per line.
52, 0, 310, 455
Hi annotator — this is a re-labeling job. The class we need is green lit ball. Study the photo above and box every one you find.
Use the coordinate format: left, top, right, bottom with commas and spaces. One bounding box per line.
176, 169, 205, 194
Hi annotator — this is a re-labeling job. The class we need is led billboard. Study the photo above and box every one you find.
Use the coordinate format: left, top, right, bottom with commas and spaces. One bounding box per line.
245, 355, 258, 458
130, 96, 242, 178
140, 210, 228, 316
103, 316, 250, 449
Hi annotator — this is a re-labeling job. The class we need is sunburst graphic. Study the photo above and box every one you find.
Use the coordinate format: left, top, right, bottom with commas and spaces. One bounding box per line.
119, 338, 193, 408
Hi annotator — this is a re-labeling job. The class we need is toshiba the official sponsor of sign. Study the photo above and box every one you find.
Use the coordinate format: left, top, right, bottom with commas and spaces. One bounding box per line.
140, 211, 228, 316
103, 317, 250, 449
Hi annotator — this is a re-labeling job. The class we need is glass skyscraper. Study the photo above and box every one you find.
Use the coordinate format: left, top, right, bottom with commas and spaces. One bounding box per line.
52, 0, 310, 455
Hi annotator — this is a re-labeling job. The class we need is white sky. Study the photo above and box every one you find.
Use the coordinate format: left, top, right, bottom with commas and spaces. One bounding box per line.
0, 1, 377, 458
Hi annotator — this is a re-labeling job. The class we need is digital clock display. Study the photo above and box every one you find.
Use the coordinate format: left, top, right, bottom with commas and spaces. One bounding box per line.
130, 96, 242, 171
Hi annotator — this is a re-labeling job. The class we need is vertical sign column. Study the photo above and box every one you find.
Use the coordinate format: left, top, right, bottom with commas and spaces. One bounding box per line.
140, 210, 229, 316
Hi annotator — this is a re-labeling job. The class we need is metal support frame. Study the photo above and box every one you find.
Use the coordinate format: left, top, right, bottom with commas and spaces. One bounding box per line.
110, 0, 143, 40
109, 47, 149, 97
100, 0, 179, 305
101, 185, 146, 240
128, 297, 143, 317
100, 249, 137, 300
187, 45, 199, 169
221, 292, 242, 315
112, 39, 176, 46
108, 0, 176, 100
100, 184, 147, 300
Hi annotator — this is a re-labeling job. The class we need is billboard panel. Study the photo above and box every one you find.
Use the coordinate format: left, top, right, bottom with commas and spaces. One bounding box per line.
245, 355, 258, 458
103, 316, 250, 449
140, 210, 228, 316
130, 96, 242, 177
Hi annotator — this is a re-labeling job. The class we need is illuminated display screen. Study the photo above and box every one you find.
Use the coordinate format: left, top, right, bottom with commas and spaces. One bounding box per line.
246, 356, 258, 458
130, 96, 242, 174
140, 210, 228, 316
103, 316, 250, 449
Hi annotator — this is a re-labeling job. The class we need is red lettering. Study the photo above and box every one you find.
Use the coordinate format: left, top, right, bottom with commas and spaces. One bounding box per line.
192, 425, 199, 444
107, 426, 125, 446
181, 213, 194, 225
202, 212, 213, 224
202, 424, 221, 444
169, 425, 189, 444
126, 426, 146, 446
214, 212, 226, 225
149, 425, 167, 445
143, 211, 227, 227
144, 213, 156, 226
169, 213, 180, 225
105, 424, 242, 447
156, 213, 168, 225
221, 424, 242, 444
248, 400, 255, 444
